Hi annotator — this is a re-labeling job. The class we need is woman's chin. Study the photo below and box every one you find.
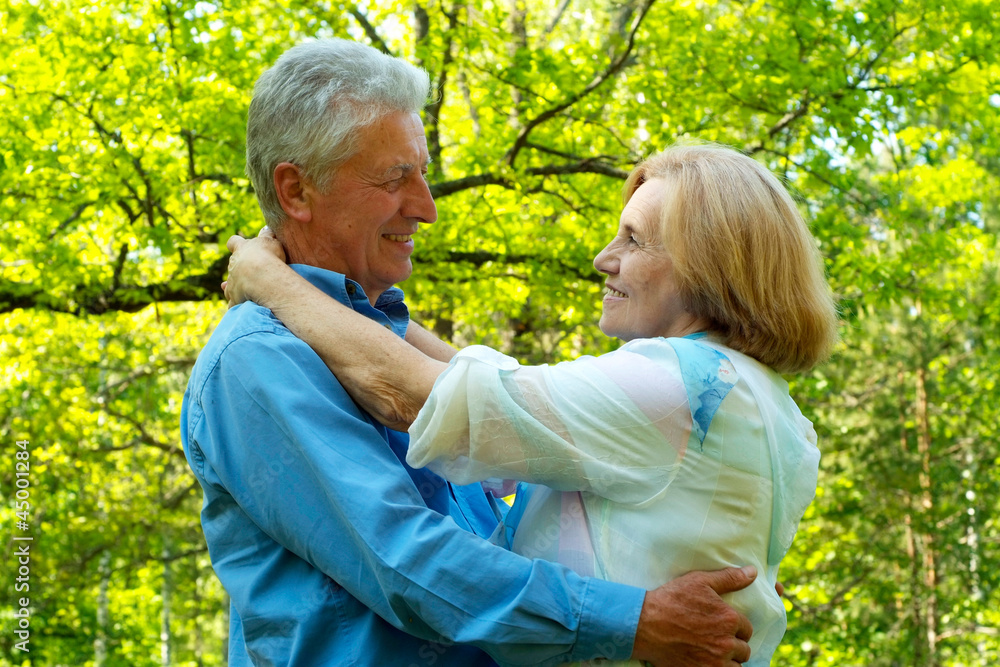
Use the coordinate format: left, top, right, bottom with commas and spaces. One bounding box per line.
598, 321, 636, 343
597, 319, 614, 339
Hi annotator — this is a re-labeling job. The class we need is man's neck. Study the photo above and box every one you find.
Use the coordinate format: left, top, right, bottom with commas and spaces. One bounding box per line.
279, 228, 384, 306
280, 227, 322, 267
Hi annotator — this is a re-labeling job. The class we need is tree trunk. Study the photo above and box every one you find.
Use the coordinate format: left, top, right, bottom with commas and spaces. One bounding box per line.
899, 365, 925, 666
223, 592, 230, 666
507, 0, 527, 128
903, 513, 925, 667
915, 365, 938, 666
94, 549, 111, 667
964, 449, 988, 665
161, 543, 173, 667
193, 564, 206, 667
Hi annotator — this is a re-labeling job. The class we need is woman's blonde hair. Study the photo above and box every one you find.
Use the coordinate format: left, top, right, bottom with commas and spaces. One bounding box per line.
624, 143, 838, 373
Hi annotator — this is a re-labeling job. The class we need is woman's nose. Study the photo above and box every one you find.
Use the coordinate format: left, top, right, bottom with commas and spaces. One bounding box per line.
594, 244, 618, 274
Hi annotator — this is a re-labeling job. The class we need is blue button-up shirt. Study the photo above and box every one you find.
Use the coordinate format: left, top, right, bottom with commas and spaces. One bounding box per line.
181, 265, 643, 667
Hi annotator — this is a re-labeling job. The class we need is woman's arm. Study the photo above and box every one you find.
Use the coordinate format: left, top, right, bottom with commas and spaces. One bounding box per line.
404, 321, 457, 363
224, 234, 447, 431
404, 340, 723, 504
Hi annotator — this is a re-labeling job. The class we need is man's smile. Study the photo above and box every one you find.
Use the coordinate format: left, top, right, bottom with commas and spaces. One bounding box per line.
383, 233, 413, 242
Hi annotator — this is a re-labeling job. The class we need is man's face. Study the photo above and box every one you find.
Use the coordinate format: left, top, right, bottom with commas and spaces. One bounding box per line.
301, 110, 437, 300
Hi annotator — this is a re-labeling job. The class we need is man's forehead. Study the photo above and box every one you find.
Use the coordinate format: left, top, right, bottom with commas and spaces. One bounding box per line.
349, 111, 430, 172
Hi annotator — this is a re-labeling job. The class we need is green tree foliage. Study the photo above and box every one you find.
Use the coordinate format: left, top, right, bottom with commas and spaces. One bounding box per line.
2, 0, 997, 664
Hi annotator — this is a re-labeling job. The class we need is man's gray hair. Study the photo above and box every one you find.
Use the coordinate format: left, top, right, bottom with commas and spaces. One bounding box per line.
246, 39, 431, 230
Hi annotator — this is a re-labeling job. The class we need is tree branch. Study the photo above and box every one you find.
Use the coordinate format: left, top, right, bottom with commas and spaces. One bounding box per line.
349, 6, 393, 55
161, 481, 200, 510
541, 0, 572, 42
48, 200, 97, 240
6, 147, 624, 314
504, 0, 656, 166
527, 159, 630, 180
100, 403, 187, 461
415, 249, 602, 283
784, 567, 871, 618
0, 255, 229, 315
420, 3, 461, 178
429, 158, 629, 199
97, 358, 198, 398
753, 148, 873, 211
111, 242, 129, 292
429, 173, 513, 198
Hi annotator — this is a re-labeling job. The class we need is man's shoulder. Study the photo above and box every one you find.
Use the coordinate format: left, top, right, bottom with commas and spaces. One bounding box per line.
186, 303, 303, 398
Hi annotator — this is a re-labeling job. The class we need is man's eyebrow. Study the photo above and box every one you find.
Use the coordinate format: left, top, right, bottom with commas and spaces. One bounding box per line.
378, 159, 431, 179
378, 164, 412, 179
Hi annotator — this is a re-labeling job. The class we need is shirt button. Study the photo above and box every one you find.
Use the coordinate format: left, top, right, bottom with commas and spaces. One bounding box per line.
346, 284, 356, 295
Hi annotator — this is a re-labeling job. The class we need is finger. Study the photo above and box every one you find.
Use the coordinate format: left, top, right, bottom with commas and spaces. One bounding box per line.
734, 610, 753, 642
226, 234, 246, 253
775, 581, 785, 598
704, 566, 757, 595
731, 638, 751, 663
258, 225, 276, 238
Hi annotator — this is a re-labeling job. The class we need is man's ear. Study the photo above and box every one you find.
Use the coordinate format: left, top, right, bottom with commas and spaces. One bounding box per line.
273, 162, 313, 224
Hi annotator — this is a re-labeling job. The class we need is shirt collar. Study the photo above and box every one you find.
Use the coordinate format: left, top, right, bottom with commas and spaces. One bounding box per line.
288, 264, 410, 339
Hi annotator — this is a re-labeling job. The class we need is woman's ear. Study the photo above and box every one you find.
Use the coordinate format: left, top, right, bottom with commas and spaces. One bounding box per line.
273, 162, 312, 224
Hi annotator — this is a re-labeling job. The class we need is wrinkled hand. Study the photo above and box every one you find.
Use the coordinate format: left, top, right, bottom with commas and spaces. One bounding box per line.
222, 227, 286, 307
632, 566, 756, 666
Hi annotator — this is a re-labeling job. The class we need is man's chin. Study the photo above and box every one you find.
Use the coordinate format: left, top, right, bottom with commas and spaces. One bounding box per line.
371, 265, 413, 293
391, 265, 413, 286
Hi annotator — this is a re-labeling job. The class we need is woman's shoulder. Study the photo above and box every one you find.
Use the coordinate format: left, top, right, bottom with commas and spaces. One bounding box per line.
620, 335, 740, 382
617, 336, 741, 446
682, 337, 814, 446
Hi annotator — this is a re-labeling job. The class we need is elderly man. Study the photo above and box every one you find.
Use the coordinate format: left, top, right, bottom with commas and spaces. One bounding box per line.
182, 38, 756, 666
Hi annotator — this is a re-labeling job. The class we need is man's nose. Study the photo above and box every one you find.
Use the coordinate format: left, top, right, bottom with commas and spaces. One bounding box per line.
406, 177, 438, 224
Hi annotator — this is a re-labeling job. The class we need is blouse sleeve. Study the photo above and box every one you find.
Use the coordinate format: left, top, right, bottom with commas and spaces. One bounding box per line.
406, 339, 737, 504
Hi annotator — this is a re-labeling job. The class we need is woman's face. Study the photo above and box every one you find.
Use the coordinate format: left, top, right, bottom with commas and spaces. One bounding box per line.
593, 178, 702, 341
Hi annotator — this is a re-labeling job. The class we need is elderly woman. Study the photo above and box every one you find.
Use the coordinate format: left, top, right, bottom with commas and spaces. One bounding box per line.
225, 143, 838, 666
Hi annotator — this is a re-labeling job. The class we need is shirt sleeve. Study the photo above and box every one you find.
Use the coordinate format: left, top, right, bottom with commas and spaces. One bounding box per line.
407, 341, 733, 505
191, 328, 644, 666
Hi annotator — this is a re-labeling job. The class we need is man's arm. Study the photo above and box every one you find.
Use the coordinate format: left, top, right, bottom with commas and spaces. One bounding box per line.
194, 325, 644, 666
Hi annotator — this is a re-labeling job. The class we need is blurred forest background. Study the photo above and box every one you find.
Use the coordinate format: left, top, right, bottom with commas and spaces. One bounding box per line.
1, 0, 998, 665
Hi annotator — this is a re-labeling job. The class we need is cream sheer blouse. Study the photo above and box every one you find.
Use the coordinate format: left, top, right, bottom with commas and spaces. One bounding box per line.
407, 334, 820, 666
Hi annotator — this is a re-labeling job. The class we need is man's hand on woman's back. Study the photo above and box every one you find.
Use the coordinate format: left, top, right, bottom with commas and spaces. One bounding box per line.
632, 566, 756, 666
